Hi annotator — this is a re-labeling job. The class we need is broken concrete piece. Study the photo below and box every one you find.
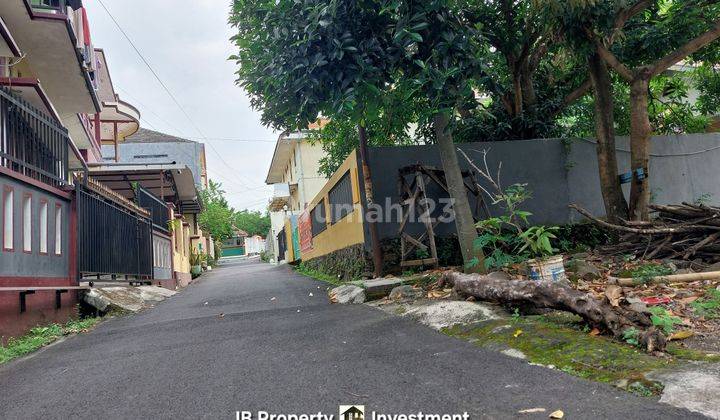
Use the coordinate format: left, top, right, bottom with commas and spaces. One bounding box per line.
82, 286, 176, 313
362, 277, 405, 298
328, 285, 366, 304
389, 285, 424, 301
648, 363, 720, 419
391, 300, 500, 329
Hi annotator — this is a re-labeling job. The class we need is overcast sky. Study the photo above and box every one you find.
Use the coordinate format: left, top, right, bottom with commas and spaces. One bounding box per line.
84, 0, 276, 211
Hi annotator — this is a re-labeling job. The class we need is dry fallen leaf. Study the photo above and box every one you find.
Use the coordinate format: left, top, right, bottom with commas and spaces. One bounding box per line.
518, 408, 546, 414
513, 329, 523, 338
428, 290, 451, 299
589, 328, 601, 336
605, 285, 623, 307
679, 296, 699, 305
549, 410, 564, 419
669, 330, 694, 341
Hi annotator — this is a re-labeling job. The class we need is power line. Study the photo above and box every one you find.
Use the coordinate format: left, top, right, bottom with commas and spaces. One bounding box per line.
97, 0, 264, 190
185, 137, 276, 143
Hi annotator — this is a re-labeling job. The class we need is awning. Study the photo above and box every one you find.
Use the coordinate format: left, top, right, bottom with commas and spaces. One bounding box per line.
87, 163, 203, 213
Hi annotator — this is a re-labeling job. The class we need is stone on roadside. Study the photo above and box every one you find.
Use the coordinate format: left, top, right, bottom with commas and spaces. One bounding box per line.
626, 297, 649, 314
702, 262, 720, 273
328, 285, 366, 304
389, 285, 424, 302
362, 277, 405, 298
566, 259, 602, 281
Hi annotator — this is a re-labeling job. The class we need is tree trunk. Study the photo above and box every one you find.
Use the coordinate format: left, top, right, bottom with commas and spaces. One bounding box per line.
440, 271, 667, 352
628, 75, 652, 221
588, 53, 628, 223
519, 58, 536, 113
358, 124, 384, 278
432, 111, 485, 273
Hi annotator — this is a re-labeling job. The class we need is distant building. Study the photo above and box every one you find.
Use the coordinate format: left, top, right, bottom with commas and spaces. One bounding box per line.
265, 122, 328, 263
222, 228, 247, 257
106, 128, 208, 188
244, 235, 266, 256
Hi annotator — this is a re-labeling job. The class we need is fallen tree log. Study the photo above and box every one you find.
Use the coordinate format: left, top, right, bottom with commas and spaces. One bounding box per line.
439, 271, 667, 352
609, 270, 720, 286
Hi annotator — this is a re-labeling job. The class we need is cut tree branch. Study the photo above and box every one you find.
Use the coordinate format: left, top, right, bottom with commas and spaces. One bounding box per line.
569, 204, 720, 233
650, 20, 720, 77
439, 271, 667, 352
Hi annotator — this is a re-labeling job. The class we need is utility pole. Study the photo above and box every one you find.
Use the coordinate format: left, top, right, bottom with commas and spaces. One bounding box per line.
357, 124, 383, 278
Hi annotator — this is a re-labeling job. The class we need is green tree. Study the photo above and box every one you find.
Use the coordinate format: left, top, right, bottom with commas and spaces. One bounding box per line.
234, 210, 271, 237
576, 0, 720, 220
198, 180, 235, 242
230, 0, 489, 271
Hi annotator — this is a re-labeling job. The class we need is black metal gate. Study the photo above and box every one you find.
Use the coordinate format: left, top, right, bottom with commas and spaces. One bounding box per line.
77, 184, 153, 278
135, 184, 170, 233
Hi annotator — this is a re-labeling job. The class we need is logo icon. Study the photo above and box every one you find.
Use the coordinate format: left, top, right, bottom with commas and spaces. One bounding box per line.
339, 405, 365, 420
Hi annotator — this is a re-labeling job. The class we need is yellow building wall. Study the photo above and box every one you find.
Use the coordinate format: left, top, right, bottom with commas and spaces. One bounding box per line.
301, 149, 366, 261
171, 211, 190, 275
284, 217, 297, 263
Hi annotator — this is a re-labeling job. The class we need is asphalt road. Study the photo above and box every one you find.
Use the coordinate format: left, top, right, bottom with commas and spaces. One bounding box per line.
0, 258, 705, 419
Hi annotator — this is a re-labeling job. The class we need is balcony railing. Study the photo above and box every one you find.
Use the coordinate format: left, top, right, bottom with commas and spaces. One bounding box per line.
29, 0, 67, 14
0, 86, 70, 188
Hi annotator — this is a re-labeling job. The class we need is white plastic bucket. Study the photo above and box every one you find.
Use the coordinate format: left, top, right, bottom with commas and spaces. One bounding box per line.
527, 255, 566, 282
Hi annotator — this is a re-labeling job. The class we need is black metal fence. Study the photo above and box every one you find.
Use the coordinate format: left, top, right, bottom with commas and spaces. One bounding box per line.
136, 185, 170, 233
0, 86, 69, 188
77, 184, 153, 278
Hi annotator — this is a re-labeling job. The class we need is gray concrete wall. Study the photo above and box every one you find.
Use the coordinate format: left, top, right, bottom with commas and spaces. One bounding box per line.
0, 175, 71, 278
362, 133, 720, 247
103, 142, 205, 187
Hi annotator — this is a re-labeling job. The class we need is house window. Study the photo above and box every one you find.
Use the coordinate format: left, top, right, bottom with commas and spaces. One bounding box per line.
310, 200, 327, 237
54, 205, 62, 255
39, 200, 48, 254
2, 188, 12, 250
328, 171, 353, 224
22, 194, 31, 253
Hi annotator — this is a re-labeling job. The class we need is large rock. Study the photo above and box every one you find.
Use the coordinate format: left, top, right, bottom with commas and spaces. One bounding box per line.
328, 285, 366, 304
389, 285, 424, 301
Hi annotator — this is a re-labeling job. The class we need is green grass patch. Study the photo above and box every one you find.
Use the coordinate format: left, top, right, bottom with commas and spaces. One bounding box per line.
295, 263, 344, 286
665, 343, 720, 362
621, 263, 673, 285
0, 317, 101, 365
443, 312, 675, 395
691, 288, 720, 319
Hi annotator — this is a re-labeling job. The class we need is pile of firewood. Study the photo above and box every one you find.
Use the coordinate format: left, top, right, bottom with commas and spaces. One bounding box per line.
570, 203, 720, 264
